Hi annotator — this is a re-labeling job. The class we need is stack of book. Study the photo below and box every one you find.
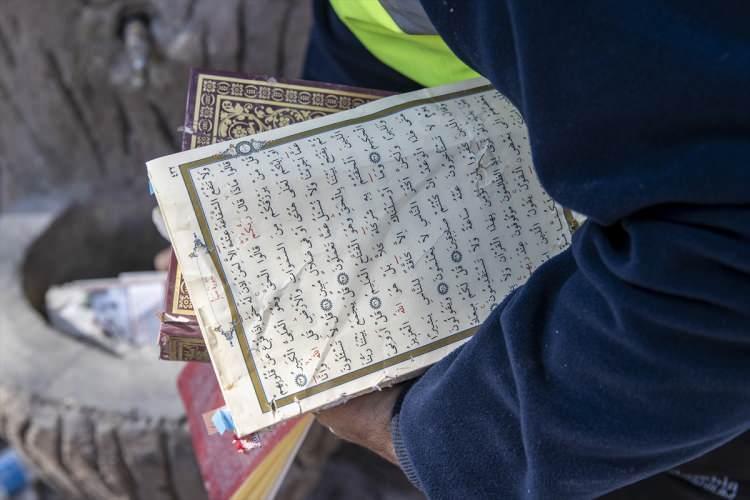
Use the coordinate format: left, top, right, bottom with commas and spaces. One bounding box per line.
159, 69, 385, 500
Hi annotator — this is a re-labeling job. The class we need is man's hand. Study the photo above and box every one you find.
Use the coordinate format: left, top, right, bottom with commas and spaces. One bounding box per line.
315, 385, 403, 465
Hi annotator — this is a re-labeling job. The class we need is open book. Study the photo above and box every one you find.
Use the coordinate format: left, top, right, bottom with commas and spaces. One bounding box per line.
148, 78, 577, 436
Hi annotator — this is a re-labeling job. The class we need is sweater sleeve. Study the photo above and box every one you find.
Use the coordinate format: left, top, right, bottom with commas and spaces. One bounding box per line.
392, 1, 750, 498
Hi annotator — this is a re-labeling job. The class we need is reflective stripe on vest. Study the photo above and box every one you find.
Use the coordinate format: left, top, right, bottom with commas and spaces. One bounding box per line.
329, 0, 480, 87
379, 0, 437, 35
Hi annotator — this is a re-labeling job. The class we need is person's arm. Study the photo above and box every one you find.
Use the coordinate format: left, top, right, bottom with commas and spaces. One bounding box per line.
316, 385, 402, 464
328, 1, 750, 498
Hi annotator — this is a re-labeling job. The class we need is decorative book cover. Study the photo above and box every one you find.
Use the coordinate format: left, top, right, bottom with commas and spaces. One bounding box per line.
159, 252, 207, 361
178, 362, 313, 500
148, 77, 578, 435
159, 69, 386, 361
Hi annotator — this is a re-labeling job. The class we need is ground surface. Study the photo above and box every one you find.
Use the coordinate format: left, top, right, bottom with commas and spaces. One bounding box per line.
306, 443, 424, 500
0, 1, 423, 498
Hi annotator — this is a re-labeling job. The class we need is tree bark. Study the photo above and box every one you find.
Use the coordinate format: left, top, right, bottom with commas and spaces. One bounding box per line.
0, 0, 311, 212
0, 2, 314, 498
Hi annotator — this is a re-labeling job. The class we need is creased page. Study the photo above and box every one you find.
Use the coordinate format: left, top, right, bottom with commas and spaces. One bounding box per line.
148, 77, 575, 435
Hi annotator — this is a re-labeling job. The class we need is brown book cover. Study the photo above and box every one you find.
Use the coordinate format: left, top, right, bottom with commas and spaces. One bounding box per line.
159, 69, 386, 361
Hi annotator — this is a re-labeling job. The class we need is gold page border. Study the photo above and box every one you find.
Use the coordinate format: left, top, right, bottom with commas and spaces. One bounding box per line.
181, 82, 566, 413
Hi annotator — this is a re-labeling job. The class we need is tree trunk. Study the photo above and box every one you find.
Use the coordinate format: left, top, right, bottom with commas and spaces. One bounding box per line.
0, 1, 314, 498
0, 0, 312, 212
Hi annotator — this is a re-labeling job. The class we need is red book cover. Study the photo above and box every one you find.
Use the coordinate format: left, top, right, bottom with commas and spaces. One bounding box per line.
178, 362, 308, 500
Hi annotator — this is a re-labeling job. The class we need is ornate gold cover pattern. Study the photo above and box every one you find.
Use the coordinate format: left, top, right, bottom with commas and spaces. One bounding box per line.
169, 337, 209, 362
190, 76, 378, 148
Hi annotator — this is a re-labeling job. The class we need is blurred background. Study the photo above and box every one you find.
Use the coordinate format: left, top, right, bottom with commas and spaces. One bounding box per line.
0, 1, 421, 498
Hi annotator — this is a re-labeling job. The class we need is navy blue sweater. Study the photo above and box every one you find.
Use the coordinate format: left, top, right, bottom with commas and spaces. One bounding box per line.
391, 1, 750, 498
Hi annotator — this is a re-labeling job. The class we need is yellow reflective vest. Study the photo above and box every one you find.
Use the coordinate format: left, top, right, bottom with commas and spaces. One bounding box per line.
329, 0, 480, 87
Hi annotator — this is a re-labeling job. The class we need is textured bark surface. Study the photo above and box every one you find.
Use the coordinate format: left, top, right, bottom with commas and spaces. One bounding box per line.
0, 2, 313, 496
0, 0, 312, 212
0, 196, 203, 500
0, 3, 424, 498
